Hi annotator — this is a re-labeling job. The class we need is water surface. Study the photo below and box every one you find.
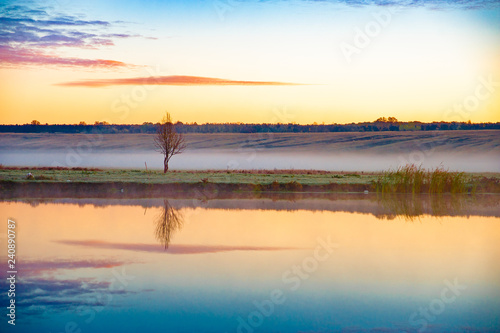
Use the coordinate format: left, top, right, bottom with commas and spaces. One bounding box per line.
0, 196, 499, 332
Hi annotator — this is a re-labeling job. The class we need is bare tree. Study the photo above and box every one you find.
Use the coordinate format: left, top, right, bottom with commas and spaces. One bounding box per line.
154, 112, 186, 173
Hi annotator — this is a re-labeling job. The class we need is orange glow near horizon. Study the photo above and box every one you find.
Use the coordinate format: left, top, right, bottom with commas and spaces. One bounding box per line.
1, 64, 499, 125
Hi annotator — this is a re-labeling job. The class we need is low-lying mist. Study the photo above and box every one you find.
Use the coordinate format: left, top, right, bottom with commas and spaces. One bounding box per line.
1, 150, 498, 172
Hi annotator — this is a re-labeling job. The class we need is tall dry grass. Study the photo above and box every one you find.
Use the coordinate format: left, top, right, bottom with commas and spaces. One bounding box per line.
376, 164, 469, 194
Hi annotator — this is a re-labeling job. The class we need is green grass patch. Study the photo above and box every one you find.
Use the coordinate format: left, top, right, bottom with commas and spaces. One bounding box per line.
345, 173, 361, 178
0, 167, 379, 186
0, 166, 496, 193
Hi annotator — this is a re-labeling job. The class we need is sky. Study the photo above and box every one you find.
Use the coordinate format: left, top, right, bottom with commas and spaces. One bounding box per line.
0, 0, 499, 125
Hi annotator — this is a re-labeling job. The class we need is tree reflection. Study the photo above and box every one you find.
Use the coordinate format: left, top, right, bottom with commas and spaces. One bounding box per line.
154, 199, 183, 249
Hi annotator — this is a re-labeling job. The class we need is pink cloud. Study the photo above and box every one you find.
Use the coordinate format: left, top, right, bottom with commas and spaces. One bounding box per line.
55, 239, 304, 254
55, 75, 303, 87
19, 258, 131, 275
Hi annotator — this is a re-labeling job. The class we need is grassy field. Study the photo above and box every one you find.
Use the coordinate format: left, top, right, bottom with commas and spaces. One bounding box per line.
1, 166, 499, 192
0, 167, 380, 186
1, 166, 499, 199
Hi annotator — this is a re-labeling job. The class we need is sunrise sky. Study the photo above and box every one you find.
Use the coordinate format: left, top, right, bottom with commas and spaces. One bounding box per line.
0, 0, 499, 125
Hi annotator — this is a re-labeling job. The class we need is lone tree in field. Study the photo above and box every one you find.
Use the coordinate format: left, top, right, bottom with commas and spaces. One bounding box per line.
154, 112, 186, 173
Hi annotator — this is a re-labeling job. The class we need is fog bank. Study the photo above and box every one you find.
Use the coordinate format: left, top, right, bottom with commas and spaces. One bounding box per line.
1, 150, 498, 172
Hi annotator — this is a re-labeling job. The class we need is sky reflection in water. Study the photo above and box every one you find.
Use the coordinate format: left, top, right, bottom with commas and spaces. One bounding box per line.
0, 195, 499, 333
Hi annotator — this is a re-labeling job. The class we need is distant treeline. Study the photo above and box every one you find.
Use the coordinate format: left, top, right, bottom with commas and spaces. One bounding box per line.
1, 120, 499, 134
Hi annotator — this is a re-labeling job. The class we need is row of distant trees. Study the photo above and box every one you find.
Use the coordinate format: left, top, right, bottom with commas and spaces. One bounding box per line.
2, 118, 498, 134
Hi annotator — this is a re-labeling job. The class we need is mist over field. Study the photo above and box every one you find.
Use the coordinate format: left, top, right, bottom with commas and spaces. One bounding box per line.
1, 131, 499, 172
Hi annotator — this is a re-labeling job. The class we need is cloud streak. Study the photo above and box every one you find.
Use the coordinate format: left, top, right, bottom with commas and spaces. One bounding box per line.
19, 258, 131, 274
304, 0, 500, 10
0, 257, 143, 316
0, 45, 129, 68
56, 75, 303, 87
0, 3, 146, 68
55, 240, 304, 254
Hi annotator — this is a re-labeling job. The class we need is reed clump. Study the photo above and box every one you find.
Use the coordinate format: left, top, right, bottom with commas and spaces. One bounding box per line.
376, 164, 469, 194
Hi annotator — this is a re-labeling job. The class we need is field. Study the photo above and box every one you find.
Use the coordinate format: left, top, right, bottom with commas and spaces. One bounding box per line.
1, 130, 499, 194
1, 130, 499, 172
1, 166, 499, 197
1, 130, 499, 153
0, 167, 378, 185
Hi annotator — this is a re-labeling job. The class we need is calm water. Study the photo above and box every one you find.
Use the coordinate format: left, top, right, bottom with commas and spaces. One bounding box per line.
0, 196, 499, 332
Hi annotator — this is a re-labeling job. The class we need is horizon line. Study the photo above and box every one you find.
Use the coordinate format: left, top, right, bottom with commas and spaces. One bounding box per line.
1, 120, 498, 126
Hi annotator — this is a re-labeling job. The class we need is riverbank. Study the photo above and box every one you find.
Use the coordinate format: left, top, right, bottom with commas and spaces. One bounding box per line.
1, 167, 499, 198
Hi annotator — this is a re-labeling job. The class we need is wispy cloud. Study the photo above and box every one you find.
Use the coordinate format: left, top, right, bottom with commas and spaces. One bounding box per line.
305, 0, 500, 10
56, 240, 304, 254
10, 275, 141, 316
55, 75, 303, 87
0, 45, 129, 68
0, 257, 144, 316
0, 3, 147, 68
19, 258, 131, 275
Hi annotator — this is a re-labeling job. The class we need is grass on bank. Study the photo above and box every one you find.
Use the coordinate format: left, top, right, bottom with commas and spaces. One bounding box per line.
375, 164, 470, 194
1, 165, 498, 193
0, 165, 376, 186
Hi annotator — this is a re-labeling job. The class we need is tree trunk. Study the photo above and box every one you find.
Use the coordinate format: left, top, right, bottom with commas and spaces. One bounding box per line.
163, 156, 168, 173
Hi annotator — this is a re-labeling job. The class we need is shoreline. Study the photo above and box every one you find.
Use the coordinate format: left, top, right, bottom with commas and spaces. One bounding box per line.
3, 194, 499, 220
0, 179, 373, 199
1, 167, 499, 198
